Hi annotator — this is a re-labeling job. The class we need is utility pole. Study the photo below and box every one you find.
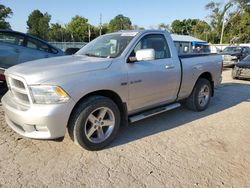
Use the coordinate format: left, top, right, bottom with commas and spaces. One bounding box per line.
99, 13, 102, 36
220, 17, 225, 44
88, 24, 91, 42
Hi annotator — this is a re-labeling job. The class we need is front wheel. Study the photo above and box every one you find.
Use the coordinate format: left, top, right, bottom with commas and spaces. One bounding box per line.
68, 96, 121, 150
185, 78, 212, 111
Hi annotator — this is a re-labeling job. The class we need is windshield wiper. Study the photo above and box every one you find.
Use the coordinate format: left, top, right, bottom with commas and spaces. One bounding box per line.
84, 53, 107, 58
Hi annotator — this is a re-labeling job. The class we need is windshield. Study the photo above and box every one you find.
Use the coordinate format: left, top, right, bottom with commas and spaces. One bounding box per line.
243, 54, 250, 61
76, 33, 137, 58
222, 47, 242, 53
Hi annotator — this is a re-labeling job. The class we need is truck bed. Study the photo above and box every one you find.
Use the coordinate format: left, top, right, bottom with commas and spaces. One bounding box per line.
177, 53, 222, 100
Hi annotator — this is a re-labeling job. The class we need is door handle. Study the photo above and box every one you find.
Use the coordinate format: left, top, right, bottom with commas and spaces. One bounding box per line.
165, 64, 175, 69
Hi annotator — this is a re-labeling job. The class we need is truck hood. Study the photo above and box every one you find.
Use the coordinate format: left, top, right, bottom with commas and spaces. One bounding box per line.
5, 55, 113, 84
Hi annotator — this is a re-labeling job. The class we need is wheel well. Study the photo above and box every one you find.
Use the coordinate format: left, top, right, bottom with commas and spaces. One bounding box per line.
68, 90, 128, 127
198, 72, 214, 96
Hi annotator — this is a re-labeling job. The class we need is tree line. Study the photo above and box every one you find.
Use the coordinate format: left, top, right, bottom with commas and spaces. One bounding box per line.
0, 0, 249, 44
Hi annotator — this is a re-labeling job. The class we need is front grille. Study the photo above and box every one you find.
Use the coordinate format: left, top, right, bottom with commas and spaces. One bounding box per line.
224, 55, 232, 61
239, 68, 250, 77
6, 76, 31, 105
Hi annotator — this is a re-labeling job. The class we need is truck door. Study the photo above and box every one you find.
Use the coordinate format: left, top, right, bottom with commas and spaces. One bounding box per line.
127, 34, 181, 111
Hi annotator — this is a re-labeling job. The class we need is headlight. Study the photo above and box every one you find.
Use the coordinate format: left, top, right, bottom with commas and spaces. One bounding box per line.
231, 56, 238, 60
30, 85, 70, 104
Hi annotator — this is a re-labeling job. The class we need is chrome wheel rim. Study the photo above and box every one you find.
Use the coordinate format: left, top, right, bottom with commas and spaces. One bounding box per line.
198, 85, 210, 107
84, 107, 115, 144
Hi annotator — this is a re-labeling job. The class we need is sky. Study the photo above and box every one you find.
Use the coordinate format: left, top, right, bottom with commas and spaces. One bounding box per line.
2, 0, 211, 32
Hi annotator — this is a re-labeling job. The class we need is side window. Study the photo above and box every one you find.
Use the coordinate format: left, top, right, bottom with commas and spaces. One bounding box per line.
132, 34, 171, 59
50, 47, 58, 54
26, 37, 50, 53
0, 32, 24, 46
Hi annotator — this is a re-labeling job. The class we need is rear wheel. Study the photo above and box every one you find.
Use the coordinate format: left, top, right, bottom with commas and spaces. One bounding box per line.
185, 78, 212, 111
68, 96, 121, 150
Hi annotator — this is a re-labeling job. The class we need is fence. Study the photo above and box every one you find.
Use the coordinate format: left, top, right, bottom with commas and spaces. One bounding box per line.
49, 42, 87, 51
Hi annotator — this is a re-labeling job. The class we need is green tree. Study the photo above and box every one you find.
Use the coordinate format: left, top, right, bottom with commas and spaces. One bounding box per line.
48, 23, 71, 42
108, 14, 132, 32
192, 21, 211, 41
171, 20, 183, 34
101, 23, 109, 34
158, 23, 170, 31
224, 12, 250, 43
66, 15, 89, 42
27, 10, 51, 40
205, 1, 233, 43
0, 4, 13, 29
205, 0, 250, 43
171, 19, 199, 35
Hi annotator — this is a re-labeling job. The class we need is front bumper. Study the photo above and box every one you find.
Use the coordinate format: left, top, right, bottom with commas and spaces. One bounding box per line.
223, 60, 237, 67
233, 67, 250, 79
2, 91, 76, 139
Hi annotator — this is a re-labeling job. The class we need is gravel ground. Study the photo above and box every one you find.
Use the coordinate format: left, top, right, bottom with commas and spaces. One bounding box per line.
0, 69, 250, 188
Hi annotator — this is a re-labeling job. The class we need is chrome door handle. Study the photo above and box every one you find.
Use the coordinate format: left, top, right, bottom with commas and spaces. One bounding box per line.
165, 64, 175, 69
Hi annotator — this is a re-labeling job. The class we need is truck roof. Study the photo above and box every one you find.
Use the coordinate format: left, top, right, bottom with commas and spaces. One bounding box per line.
111, 30, 169, 35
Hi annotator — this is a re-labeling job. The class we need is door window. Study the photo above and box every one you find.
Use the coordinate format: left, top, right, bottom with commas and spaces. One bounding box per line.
132, 34, 171, 59
0, 32, 24, 46
26, 37, 50, 53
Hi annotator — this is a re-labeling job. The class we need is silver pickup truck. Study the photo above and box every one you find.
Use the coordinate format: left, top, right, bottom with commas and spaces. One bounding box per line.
2, 30, 222, 150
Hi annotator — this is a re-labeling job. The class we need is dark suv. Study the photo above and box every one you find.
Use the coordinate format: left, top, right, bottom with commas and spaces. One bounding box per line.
221, 46, 250, 67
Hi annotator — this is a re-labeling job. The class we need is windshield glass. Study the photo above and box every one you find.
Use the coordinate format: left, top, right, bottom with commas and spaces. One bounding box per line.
243, 54, 250, 61
222, 47, 242, 53
76, 33, 137, 58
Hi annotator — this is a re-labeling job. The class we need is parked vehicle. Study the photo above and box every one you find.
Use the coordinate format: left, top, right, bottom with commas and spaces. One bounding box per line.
221, 46, 250, 67
64, 47, 80, 55
2, 30, 222, 150
232, 54, 250, 80
0, 30, 64, 81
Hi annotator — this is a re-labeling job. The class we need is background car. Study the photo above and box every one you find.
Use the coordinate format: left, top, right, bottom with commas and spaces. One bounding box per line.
221, 46, 250, 67
0, 29, 64, 81
64, 47, 80, 55
232, 54, 250, 80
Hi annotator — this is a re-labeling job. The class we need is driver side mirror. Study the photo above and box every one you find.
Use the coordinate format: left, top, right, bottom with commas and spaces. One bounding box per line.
128, 49, 155, 63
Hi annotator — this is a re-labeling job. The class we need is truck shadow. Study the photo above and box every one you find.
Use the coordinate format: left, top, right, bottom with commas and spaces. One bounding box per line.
108, 82, 250, 149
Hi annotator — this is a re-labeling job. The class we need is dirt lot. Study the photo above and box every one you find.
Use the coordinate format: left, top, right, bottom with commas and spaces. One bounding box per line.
0, 69, 250, 188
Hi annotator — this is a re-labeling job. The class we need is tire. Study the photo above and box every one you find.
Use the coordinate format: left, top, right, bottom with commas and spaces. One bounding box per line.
0, 81, 8, 96
185, 78, 212, 112
68, 96, 121, 151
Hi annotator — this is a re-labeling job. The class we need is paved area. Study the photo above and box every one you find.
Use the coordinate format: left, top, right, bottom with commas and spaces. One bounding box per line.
0, 69, 250, 188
